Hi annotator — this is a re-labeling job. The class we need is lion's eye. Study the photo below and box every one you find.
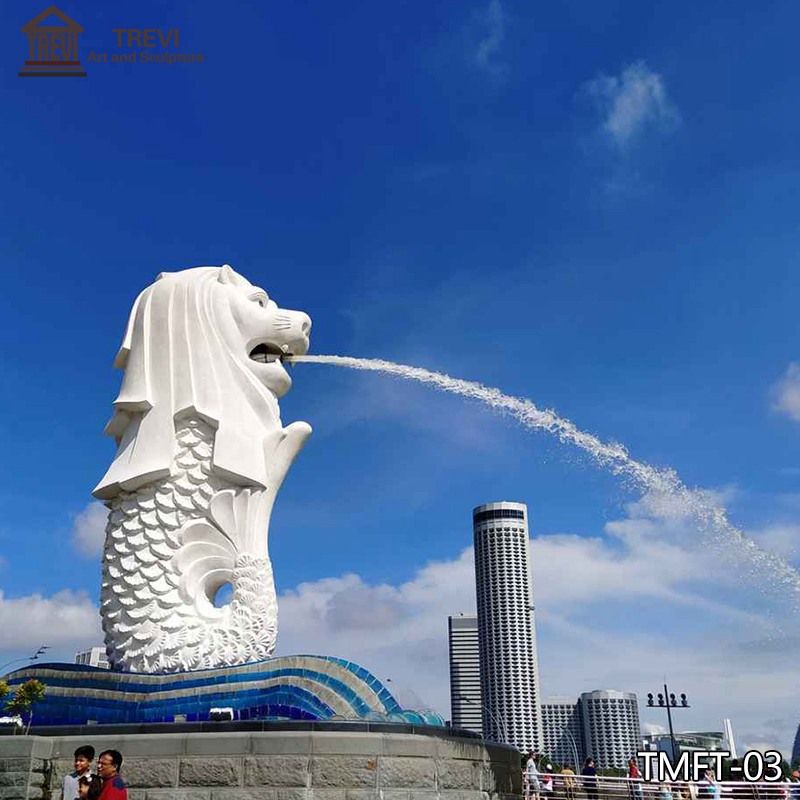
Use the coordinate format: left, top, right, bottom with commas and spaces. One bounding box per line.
250, 294, 269, 308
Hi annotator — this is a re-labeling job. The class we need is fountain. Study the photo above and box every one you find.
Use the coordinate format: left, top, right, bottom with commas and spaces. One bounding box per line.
2, 263, 794, 799
4, 267, 443, 723
0, 265, 518, 800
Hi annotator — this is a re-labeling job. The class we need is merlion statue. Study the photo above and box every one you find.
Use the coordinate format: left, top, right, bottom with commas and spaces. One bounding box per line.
93, 265, 312, 673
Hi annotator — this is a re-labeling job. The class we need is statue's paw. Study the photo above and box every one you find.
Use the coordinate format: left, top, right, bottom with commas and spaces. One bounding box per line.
284, 420, 312, 448
265, 421, 312, 489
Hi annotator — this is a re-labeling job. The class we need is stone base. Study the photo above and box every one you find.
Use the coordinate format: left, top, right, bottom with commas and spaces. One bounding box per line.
0, 737, 50, 800
0, 723, 522, 800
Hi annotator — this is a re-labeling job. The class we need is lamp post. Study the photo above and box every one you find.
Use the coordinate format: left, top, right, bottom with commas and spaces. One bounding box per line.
646, 685, 690, 763
0, 645, 49, 676
456, 695, 510, 744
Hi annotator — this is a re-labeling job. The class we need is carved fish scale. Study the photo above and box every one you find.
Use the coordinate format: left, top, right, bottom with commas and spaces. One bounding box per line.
100, 417, 277, 673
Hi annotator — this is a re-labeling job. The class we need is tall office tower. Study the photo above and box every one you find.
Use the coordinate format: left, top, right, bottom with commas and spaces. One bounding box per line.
448, 613, 482, 734
792, 722, 800, 764
580, 690, 641, 769
541, 697, 586, 767
473, 501, 543, 752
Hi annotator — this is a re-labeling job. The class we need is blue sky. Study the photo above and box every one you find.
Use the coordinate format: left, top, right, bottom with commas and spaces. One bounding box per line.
2, 0, 800, 754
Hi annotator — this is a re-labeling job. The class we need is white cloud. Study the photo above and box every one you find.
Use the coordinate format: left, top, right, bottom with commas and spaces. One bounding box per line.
585, 61, 679, 149
473, 0, 507, 80
532, 530, 695, 608
72, 501, 107, 558
642, 722, 667, 735
275, 498, 799, 754
4, 490, 797, 754
276, 550, 477, 712
771, 362, 800, 423
0, 588, 100, 657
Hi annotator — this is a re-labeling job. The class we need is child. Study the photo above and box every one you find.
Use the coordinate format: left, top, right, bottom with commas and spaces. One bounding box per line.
61, 745, 95, 800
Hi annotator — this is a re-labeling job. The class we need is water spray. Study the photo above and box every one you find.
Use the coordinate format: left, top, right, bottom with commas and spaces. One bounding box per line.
285, 353, 800, 610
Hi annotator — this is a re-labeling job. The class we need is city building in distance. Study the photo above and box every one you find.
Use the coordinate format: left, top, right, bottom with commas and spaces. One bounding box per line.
74, 647, 109, 669
642, 731, 725, 754
473, 501, 542, 752
541, 696, 586, 767
541, 691, 641, 770
458, 500, 639, 763
581, 690, 641, 769
448, 613, 482, 734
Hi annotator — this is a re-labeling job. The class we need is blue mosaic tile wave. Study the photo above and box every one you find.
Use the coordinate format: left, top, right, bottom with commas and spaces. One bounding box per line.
3, 654, 444, 728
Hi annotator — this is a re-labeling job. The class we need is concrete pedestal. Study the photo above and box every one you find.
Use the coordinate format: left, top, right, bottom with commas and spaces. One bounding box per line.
0, 722, 522, 800
0, 736, 50, 800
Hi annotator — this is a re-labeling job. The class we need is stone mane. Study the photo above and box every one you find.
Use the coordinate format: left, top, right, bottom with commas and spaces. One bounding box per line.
94, 265, 312, 672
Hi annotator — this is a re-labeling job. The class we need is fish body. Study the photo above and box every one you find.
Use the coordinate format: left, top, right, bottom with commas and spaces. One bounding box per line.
101, 417, 277, 672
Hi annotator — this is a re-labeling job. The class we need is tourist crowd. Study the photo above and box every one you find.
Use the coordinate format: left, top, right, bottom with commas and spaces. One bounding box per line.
523, 752, 800, 800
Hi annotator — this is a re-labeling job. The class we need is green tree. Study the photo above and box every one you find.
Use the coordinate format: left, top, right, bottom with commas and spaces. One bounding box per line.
0, 679, 8, 707
5, 679, 46, 734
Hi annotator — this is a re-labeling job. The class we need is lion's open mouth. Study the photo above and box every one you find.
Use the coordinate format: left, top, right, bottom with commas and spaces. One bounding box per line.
249, 343, 286, 364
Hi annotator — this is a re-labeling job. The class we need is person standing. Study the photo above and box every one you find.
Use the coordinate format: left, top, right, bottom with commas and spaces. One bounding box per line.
525, 751, 542, 800
61, 745, 95, 800
628, 757, 644, 800
559, 764, 577, 800
582, 758, 599, 800
790, 770, 800, 800
542, 764, 554, 795
698, 769, 719, 800
96, 750, 127, 800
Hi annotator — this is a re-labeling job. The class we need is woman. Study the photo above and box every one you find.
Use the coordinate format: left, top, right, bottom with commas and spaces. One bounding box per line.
628, 757, 644, 800
525, 752, 542, 800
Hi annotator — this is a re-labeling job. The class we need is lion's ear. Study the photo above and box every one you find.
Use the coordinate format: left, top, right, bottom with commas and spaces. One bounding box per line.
218, 264, 235, 284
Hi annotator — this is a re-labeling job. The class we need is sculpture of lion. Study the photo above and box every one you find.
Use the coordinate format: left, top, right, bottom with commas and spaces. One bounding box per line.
93, 265, 312, 673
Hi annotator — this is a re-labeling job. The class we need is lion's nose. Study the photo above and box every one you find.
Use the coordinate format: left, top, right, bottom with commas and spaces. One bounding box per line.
298, 313, 312, 336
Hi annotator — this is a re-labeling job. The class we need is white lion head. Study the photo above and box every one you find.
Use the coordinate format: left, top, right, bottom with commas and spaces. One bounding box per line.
94, 265, 312, 500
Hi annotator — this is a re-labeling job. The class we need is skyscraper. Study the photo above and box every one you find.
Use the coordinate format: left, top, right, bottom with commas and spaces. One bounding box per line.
580, 690, 641, 769
448, 613, 482, 734
473, 501, 543, 752
541, 691, 641, 769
